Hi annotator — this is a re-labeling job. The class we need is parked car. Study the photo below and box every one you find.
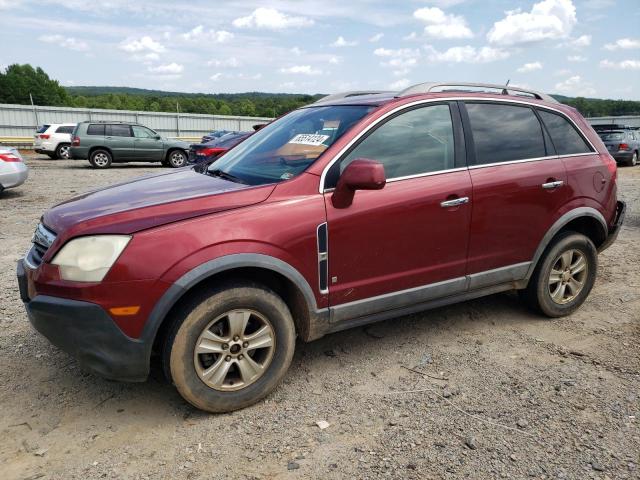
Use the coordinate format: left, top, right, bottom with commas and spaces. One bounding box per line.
18, 82, 625, 413
596, 128, 639, 166
188, 131, 251, 166
0, 147, 28, 193
34, 123, 76, 159
201, 130, 235, 143
70, 121, 190, 168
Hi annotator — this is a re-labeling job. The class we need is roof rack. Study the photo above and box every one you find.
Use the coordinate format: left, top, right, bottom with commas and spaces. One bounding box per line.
313, 90, 393, 104
396, 82, 558, 104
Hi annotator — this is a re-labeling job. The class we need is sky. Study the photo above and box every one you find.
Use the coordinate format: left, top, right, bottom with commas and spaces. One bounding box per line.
1, 0, 639, 99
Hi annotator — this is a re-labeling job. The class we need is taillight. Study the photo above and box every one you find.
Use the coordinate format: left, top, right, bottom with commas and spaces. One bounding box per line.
618, 143, 629, 151
199, 147, 225, 157
0, 153, 22, 162
603, 154, 617, 181
39, 134, 50, 139
71, 136, 80, 146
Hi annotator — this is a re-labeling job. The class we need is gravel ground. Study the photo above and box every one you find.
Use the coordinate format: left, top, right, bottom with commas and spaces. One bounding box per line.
1, 153, 639, 480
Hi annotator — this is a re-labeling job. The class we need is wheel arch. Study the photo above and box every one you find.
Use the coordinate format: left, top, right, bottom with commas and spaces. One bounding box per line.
524, 207, 607, 282
89, 145, 113, 157
144, 254, 326, 362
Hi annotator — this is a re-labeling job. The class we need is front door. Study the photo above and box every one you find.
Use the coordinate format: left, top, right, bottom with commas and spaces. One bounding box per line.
323, 102, 472, 320
132, 125, 164, 161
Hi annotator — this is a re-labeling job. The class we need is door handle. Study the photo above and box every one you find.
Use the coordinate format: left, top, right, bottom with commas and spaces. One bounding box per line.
542, 180, 564, 190
440, 196, 469, 208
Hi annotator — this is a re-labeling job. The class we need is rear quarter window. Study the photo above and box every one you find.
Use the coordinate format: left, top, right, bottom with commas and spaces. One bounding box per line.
36, 125, 50, 134
538, 110, 593, 155
86, 124, 105, 136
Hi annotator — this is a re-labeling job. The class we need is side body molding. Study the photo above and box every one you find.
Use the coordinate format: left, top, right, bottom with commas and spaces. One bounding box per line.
140, 253, 327, 354
524, 207, 607, 281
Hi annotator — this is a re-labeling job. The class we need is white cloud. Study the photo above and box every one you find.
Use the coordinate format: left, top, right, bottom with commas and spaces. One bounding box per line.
207, 57, 241, 68
119, 36, 165, 53
413, 7, 473, 39
517, 61, 543, 73
554, 75, 596, 96
487, 0, 577, 46
38, 34, 89, 51
331, 36, 358, 47
181, 25, 233, 43
148, 63, 183, 74
567, 55, 586, 62
425, 45, 510, 64
233, 8, 313, 30
210, 73, 223, 81
374, 47, 420, 75
328, 56, 342, 64
600, 59, 640, 70
604, 38, 640, 51
280, 65, 322, 75
566, 34, 591, 47
369, 33, 384, 43
389, 78, 411, 90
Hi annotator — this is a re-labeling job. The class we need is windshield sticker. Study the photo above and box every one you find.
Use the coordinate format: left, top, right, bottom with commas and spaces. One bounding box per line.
288, 134, 330, 146
280, 172, 294, 180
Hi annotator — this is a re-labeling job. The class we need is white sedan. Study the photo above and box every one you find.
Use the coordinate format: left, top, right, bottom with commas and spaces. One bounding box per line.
0, 147, 28, 193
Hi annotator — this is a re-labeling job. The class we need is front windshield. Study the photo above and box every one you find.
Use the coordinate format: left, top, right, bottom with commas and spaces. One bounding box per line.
208, 105, 373, 185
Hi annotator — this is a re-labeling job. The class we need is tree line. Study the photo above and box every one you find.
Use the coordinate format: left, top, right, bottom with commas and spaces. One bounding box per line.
1, 63, 639, 119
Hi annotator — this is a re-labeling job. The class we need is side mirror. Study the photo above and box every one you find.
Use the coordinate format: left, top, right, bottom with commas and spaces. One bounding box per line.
331, 158, 386, 208
155, 135, 162, 140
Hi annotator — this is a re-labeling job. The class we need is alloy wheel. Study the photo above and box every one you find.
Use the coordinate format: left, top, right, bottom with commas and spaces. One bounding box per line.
59, 145, 71, 159
548, 249, 588, 304
193, 309, 276, 391
93, 153, 109, 167
170, 151, 186, 167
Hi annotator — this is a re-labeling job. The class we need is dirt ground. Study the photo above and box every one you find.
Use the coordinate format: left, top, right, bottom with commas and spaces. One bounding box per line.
1, 153, 638, 480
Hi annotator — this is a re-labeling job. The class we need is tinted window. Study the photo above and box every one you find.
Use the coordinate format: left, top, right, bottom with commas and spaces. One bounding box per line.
55, 125, 74, 134
538, 110, 593, 155
86, 124, 105, 136
598, 131, 624, 141
466, 103, 546, 165
36, 125, 50, 134
338, 104, 455, 180
132, 125, 156, 138
107, 124, 132, 137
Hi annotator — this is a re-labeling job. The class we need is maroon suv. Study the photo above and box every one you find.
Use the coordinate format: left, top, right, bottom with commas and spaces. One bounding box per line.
17, 82, 625, 412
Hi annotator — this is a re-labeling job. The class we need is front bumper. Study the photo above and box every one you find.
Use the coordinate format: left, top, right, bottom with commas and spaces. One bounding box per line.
17, 261, 149, 382
598, 200, 626, 252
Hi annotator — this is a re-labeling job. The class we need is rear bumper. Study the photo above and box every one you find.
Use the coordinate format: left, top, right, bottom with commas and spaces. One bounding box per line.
612, 152, 634, 162
0, 162, 28, 189
69, 146, 88, 160
598, 200, 626, 252
17, 261, 149, 382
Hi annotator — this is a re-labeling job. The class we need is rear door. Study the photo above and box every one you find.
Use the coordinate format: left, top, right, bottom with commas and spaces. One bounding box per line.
132, 125, 164, 161
105, 124, 135, 160
323, 102, 472, 318
461, 101, 568, 285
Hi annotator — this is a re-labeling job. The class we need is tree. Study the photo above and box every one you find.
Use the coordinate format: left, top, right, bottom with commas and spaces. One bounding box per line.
0, 64, 69, 105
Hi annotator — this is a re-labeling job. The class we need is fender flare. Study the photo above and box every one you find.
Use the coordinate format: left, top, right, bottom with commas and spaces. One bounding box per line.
524, 207, 607, 281
139, 253, 318, 348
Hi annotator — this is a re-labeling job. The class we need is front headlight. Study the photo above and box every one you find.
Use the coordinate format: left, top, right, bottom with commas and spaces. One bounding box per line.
51, 235, 131, 282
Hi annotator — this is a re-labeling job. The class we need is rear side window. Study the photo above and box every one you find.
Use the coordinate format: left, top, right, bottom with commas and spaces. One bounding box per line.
86, 124, 105, 136
55, 125, 74, 134
338, 104, 456, 180
36, 125, 50, 133
107, 124, 132, 137
538, 110, 593, 155
465, 103, 546, 165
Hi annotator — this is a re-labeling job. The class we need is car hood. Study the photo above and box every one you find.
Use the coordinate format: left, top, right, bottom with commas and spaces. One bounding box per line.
43, 168, 275, 237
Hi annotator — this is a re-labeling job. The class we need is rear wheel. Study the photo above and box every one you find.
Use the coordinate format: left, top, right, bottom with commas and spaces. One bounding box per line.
167, 149, 187, 168
89, 149, 112, 169
164, 283, 296, 413
56, 143, 71, 160
520, 232, 597, 317
629, 151, 638, 167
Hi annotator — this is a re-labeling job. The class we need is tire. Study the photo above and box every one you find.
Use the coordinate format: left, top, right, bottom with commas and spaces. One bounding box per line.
629, 151, 638, 167
167, 149, 187, 168
56, 143, 71, 160
520, 232, 597, 317
89, 149, 112, 169
164, 282, 296, 413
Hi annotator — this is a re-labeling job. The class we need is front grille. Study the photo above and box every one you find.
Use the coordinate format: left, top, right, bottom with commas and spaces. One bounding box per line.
25, 223, 56, 268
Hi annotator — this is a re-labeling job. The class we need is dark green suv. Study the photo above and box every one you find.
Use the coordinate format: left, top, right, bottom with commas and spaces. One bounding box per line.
70, 121, 190, 168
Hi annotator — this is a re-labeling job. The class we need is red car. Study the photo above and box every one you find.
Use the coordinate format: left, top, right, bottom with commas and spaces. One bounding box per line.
18, 82, 625, 412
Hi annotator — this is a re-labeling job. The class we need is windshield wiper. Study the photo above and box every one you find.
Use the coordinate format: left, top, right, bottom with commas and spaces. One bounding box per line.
208, 169, 247, 184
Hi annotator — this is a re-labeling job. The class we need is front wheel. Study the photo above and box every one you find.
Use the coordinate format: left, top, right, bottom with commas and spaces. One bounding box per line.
167, 150, 187, 168
164, 283, 296, 413
520, 232, 597, 317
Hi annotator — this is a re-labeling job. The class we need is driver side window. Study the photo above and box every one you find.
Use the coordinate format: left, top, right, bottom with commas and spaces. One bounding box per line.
338, 104, 455, 181
132, 126, 156, 138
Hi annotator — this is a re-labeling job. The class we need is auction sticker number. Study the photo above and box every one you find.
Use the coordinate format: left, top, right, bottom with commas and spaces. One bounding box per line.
288, 134, 329, 146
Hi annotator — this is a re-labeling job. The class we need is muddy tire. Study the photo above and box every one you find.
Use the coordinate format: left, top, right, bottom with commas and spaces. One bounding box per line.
163, 283, 296, 413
